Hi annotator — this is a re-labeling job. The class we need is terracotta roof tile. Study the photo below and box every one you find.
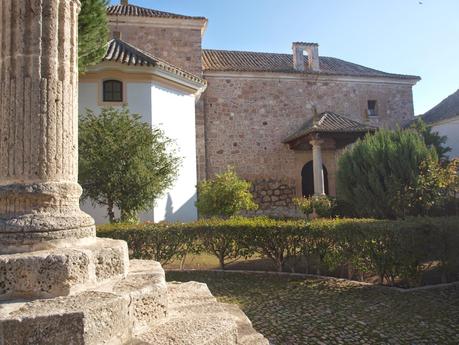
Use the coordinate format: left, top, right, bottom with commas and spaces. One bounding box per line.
107, 4, 206, 20
283, 112, 376, 143
103, 39, 206, 86
203, 49, 420, 80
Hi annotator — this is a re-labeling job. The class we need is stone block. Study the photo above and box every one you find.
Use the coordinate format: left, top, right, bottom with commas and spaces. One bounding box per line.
132, 282, 238, 345
0, 260, 168, 345
0, 238, 129, 300
0, 291, 131, 345
113, 260, 168, 335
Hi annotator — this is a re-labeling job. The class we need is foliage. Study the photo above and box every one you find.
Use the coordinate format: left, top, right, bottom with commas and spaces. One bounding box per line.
336, 128, 452, 219
79, 107, 181, 223
97, 216, 459, 286
409, 118, 451, 161
294, 196, 335, 218
399, 158, 458, 216
196, 167, 258, 218
78, 0, 109, 72
98, 223, 196, 265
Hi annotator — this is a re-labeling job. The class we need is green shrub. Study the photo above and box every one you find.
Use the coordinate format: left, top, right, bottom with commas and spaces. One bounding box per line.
79, 107, 181, 223
294, 196, 335, 218
193, 217, 256, 269
97, 216, 459, 286
98, 223, 197, 265
337, 129, 455, 219
196, 167, 258, 218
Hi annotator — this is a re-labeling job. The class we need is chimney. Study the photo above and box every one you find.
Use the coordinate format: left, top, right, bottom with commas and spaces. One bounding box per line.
121, 0, 129, 5
292, 42, 320, 72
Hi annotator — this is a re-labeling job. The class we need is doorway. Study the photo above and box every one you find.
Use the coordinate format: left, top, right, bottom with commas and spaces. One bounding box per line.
301, 161, 329, 197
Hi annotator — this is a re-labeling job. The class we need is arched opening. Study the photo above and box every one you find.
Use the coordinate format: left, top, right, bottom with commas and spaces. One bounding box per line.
301, 161, 329, 197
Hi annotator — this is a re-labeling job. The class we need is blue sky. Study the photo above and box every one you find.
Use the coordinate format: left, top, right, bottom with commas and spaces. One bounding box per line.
111, 0, 459, 115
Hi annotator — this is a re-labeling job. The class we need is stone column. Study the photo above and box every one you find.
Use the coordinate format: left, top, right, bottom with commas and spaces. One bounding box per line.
0, 0, 95, 252
310, 138, 325, 196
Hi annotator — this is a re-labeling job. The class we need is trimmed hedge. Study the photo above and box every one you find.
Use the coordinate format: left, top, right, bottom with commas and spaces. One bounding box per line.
97, 216, 459, 287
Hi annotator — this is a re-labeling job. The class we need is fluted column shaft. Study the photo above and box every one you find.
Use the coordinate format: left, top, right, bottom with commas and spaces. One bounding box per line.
0, 0, 95, 251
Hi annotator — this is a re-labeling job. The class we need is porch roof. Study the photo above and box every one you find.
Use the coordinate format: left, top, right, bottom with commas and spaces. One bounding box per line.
283, 111, 376, 145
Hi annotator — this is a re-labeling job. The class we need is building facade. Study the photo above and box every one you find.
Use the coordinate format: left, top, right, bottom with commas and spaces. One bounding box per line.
422, 89, 459, 159
79, 1, 420, 222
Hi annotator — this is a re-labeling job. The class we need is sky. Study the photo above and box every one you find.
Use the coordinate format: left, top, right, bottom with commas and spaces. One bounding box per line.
110, 0, 459, 115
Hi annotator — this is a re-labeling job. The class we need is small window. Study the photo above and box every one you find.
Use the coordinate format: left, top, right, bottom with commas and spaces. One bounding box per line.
367, 100, 378, 117
103, 80, 123, 102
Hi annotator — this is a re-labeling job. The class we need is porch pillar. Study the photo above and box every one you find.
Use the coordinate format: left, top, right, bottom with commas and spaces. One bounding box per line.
310, 138, 325, 196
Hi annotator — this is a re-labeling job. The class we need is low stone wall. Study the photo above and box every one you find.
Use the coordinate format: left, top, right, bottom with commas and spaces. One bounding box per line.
248, 179, 303, 218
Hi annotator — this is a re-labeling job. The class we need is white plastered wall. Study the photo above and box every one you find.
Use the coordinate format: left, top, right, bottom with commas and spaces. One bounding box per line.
431, 117, 459, 159
151, 84, 198, 222
78, 80, 197, 224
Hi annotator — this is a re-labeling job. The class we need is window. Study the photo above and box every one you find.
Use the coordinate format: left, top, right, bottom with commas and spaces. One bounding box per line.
367, 100, 378, 116
103, 80, 123, 102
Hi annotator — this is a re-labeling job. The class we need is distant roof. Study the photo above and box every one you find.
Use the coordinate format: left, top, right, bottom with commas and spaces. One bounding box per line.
283, 111, 376, 143
107, 3, 206, 20
103, 38, 206, 86
422, 89, 459, 124
203, 49, 420, 80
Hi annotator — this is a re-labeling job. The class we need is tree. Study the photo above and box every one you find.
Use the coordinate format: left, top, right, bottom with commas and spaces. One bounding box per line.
336, 129, 455, 219
78, 0, 109, 72
79, 107, 181, 223
409, 118, 451, 161
196, 168, 258, 218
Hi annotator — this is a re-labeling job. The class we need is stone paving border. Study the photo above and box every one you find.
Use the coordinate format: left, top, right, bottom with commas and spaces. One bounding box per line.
166, 268, 459, 293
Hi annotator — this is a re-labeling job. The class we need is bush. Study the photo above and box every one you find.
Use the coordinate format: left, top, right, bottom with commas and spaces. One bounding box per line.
196, 167, 258, 218
79, 107, 181, 223
294, 196, 335, 218
97, 216, 459, 286
98, 223, 197, 265
337, 129, 456, 219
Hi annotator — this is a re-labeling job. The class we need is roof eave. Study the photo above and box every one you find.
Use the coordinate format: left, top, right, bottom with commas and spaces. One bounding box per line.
84, 62, 207, 94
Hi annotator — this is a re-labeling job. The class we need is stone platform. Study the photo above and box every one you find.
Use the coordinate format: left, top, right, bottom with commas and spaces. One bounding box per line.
0, 260, 268, 345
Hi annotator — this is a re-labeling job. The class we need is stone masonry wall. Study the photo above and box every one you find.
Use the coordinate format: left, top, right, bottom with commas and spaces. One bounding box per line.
246, 179, 303, 218
251, 179, 295, 210
202, 74, 415, 214
108, 24, 203, 76
203, 74, 415, 180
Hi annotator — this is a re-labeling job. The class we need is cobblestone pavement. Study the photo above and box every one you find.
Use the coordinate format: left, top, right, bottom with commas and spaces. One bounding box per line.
166, 271, 459, 345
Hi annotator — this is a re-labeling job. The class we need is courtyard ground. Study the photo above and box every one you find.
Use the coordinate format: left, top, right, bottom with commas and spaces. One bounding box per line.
166, 271, 459, 345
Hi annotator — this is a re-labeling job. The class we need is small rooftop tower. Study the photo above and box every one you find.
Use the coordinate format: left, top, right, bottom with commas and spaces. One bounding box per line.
292, 42, 320, 72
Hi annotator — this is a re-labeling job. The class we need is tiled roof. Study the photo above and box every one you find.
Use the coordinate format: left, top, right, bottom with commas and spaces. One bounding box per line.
107, 4, 206, 20
203, 49, 420, 80
103, 39, 206, 85
283, 112, 376, 143
422, 89, 459, 124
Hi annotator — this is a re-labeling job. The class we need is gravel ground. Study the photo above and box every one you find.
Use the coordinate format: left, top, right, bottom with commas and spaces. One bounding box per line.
167, 271, 459, 345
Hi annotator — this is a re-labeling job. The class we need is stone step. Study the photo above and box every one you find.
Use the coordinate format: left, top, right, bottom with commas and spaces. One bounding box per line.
0, 238, 130, 300
0, 260, 167, 345
129, 282, 238, 345
220, 303, 270, 345
129, 281, 268, 345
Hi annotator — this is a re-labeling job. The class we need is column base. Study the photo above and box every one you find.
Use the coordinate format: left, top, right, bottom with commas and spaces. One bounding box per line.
0, 182, 96, 250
